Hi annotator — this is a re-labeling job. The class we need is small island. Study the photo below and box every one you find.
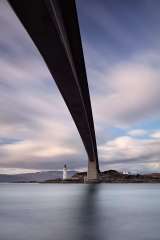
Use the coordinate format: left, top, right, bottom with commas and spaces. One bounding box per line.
1, 169, 160, 183
43, 170, 160, 184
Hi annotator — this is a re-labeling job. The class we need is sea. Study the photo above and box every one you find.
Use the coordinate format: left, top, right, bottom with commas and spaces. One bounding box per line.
0, 183, 160, 240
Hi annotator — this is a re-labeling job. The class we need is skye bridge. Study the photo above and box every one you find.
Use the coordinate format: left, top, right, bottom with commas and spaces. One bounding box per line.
9, 0, 100, 180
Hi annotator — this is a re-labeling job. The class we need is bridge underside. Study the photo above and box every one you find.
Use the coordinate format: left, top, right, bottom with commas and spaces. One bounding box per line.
8, 0, 100, 180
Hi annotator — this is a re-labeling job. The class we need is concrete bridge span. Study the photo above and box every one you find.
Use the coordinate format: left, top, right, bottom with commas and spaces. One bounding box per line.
8, 0, 100, 180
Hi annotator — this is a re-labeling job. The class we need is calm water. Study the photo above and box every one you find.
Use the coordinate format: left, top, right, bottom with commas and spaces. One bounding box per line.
0, 183, 160, 240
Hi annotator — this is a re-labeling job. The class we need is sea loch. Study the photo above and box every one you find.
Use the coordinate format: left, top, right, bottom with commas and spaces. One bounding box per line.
0, 183, 160, 240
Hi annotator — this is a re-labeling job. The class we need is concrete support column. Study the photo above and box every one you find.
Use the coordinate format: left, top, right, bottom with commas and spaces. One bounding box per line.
87, 160, 98, 180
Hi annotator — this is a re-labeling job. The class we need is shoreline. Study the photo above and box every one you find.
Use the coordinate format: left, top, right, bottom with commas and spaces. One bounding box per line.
1, 170, 160, 184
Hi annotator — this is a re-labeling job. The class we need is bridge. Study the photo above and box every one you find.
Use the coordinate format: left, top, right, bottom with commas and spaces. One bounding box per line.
8, 0, 100, 180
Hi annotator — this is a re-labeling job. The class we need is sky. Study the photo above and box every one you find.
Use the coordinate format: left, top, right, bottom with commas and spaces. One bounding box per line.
1, 0, 160, 174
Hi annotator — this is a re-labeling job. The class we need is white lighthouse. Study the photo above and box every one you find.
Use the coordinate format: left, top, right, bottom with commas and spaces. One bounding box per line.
63, 164, 68, 180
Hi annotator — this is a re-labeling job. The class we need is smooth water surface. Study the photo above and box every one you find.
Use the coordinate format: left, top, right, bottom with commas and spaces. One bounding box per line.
0, 183, 160, 240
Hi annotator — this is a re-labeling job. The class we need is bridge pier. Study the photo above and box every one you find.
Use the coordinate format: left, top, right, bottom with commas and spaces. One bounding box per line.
85, 160, 99, 182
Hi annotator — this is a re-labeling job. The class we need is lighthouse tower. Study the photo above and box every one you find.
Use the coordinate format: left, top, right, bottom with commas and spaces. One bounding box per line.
63, 164, 68, 180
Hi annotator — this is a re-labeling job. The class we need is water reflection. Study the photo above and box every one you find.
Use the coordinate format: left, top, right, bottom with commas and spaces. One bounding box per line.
1, 184, 160, 240
73, 184, 108, 240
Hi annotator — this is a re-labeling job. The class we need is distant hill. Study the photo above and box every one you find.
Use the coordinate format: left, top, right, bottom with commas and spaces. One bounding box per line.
0, 170, 77, 183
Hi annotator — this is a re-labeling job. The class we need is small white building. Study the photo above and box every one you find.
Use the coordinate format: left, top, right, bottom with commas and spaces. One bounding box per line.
122, 170, 129, 175
63, 164, 68, 180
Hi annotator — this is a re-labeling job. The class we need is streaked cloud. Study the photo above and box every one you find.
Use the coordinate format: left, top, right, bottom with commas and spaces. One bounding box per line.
0, 0, 86, 173
127, 129, 147, 137
98, 135, 160, 172
1, 0, 160, 173
90, 51, 160, 128
150, 131, 160, 139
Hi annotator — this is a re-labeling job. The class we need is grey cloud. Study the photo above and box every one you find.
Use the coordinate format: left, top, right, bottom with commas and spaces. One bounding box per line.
1, 0, 160, 173
98, 135, 160, 172
0, 0, 87, 172
0, 153, 86, 170
77, 0, 160, 129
